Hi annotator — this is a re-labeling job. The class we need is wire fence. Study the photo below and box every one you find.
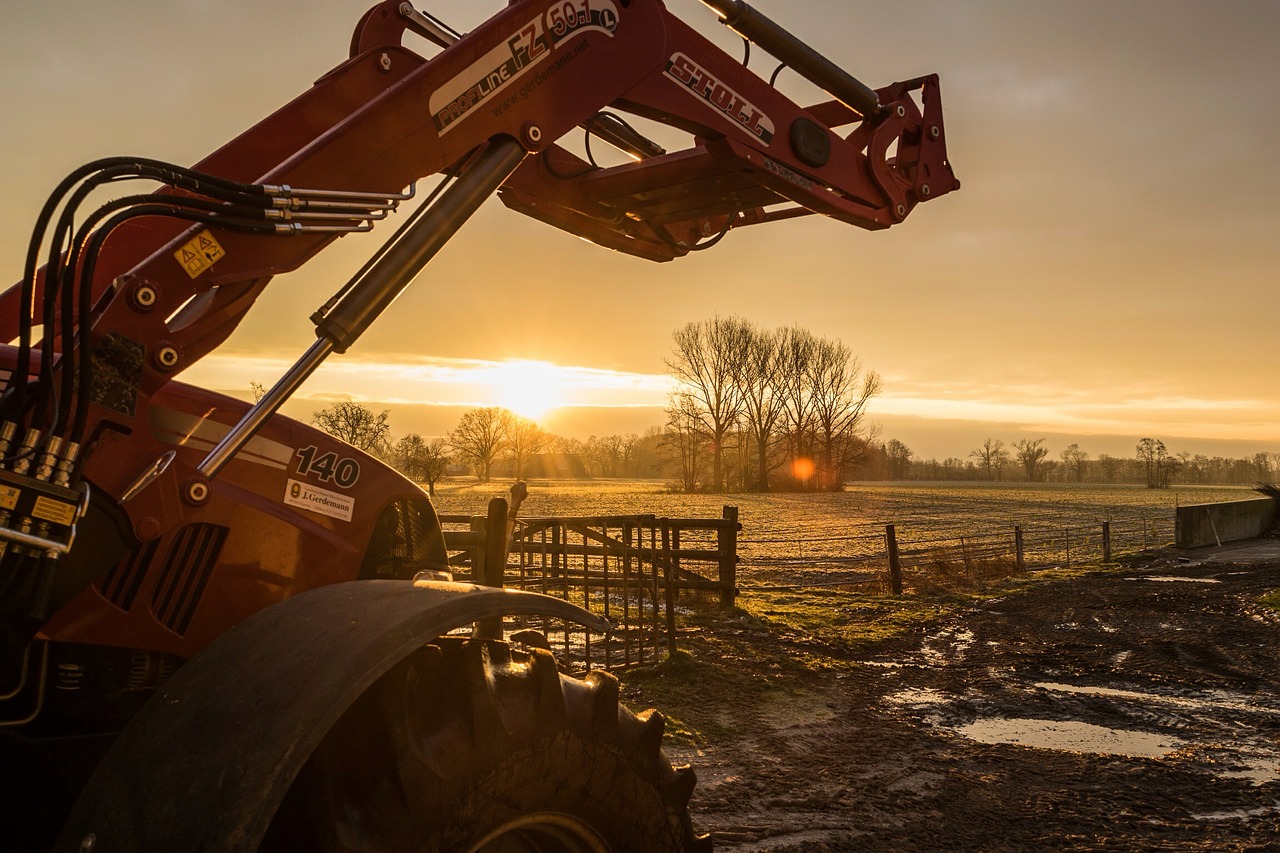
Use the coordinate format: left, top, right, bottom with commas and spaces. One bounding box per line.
735, 513, 1172, 591
440, 504, 1174, 671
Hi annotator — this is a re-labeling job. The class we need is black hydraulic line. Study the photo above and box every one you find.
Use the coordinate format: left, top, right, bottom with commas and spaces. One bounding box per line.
653, 214, 736, 253
701, 0, 882, 117
6, 158, 278, 424
69, 205, 280, 444
315, 136, 528, 353
44, 193, 278, 437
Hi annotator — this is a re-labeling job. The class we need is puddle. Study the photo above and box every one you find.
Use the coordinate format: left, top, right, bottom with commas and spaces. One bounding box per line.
1192, 803, 1280, 822
885, 688, 950, 708
1035, 682, 1280, 716
954, 717, 1182, 758
921, 628, 974, 665
1217, 755, 1280, 786
1134, 576, 1221, 584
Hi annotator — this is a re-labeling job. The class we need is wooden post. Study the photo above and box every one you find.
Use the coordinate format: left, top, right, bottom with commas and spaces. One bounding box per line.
468, 515, 486, 584
551, 522, 563, 577
1102, 521, 1112, 563
719, 505, 739, 609
476, 498, 507, 639
885, 524, 903, 596
1014, 525, 1025, 572
661, 521, 677, 658
622, 521, 633, 666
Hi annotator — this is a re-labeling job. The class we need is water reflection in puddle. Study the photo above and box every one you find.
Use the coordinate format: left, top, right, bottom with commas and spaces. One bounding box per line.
1035, 682, 1280, 716
955, 718, 1182, 758
1131, 576, 1222, 584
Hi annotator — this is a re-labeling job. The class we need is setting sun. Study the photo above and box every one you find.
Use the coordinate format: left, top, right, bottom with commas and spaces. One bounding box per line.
485, 360, 567, 421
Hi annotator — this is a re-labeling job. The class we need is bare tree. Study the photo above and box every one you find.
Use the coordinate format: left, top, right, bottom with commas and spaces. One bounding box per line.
885, 439, 914, 480
662, 391, 707, 492
667, 316, 751, 492
311, 400, 391, 456
392, 434, 450, 495
809, 336, 882, 488
1097, 453, 1121, 482
738, 324, 788, 491
506, 414, 550, 480
777, 325, 818, 485
1136, 437, 1170, 488
598, 434, 625, 477
1014, 438, 1050, 482
1060, 443, 1088, 482
970, 438, 1008, 481
449, 407, 511, 482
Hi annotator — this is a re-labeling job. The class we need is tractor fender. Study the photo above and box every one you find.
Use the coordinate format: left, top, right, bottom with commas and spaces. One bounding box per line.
55, 580, 610, 853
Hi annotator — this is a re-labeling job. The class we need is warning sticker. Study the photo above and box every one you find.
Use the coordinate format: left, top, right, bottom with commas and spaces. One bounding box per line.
32, 495, 77, 526
283, 478, 354, 523
0, 485, 19, 511
174, 229, 226, 279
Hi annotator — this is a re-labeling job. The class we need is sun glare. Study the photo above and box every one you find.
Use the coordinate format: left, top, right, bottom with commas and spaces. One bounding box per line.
488, 360, 566, 421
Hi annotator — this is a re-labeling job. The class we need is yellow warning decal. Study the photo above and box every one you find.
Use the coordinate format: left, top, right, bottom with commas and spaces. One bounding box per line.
0, 485, 19, 511
32, 495, 77, 526
174, 229, 226, 279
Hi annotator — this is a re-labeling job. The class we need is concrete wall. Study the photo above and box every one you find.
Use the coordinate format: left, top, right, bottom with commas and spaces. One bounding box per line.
1175, 497, 1279, 548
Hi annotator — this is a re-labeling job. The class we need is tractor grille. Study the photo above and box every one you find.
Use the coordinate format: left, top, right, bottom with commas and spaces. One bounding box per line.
361, 499, 448, 579
96, 539, 160, 611
150, 523, 228, 635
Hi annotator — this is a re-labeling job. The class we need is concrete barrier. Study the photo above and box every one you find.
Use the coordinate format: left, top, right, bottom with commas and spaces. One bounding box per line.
1175, 497, 1279, 549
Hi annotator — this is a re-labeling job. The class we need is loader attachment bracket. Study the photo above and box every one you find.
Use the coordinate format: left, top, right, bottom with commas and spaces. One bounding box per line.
55, 580, 608, 852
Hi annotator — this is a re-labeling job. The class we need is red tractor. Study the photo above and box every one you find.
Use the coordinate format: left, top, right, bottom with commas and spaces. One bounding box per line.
0, 1, 956, 849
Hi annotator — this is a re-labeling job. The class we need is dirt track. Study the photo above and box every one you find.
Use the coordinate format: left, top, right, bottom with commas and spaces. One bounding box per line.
662, 541, 1280, 851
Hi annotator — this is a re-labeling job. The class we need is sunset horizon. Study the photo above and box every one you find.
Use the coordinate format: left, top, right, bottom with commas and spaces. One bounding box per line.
185, 351, 1278, 465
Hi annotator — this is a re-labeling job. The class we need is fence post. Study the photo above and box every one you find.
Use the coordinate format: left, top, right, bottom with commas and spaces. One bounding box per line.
885, 524, 903, 595
1014, 525, 1025, 572
719, 505, 739, 609
1102, 521, 1112, 563
469, 515, 487, 584
660, 520, 677, 658
476, 498, 508, 639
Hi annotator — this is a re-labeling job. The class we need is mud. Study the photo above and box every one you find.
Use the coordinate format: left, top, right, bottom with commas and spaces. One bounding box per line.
666, 541, 1280, 851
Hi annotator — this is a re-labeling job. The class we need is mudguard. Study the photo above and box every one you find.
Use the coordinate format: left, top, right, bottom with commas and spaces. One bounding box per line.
55, 580, 609, 852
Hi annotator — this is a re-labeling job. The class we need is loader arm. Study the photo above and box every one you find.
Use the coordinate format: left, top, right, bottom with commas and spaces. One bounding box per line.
0, 0, 955, 653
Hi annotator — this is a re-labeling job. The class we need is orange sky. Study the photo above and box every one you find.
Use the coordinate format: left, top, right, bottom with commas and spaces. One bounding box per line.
1, 1, 1276, 460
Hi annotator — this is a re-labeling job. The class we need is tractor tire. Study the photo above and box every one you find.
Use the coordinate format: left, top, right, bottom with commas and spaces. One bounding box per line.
261, 637, 711, 852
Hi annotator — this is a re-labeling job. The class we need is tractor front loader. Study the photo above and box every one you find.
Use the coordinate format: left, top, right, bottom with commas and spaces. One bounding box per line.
0, 0, 957, 849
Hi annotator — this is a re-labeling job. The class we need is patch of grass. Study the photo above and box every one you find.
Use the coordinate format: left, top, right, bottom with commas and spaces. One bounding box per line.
618, 642, 786, 747
740, 589, 951, 656
1260, 589, 1280, 613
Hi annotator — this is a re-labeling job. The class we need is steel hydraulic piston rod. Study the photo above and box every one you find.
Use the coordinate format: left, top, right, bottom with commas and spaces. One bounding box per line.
700, 0, 883, 118
197, 136, 527, 480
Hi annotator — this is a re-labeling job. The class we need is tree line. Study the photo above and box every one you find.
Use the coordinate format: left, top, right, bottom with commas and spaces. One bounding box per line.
868, 436, 1280, 488
306, 399, 674, 493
